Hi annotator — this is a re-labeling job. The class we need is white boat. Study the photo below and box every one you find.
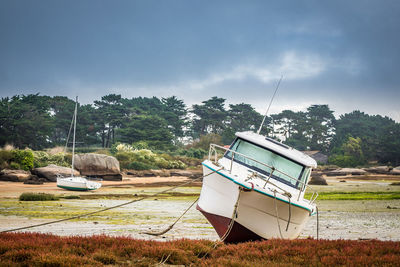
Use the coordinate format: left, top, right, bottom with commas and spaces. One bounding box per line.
57, 176, 101, 191
197, 131, 318, 243
56, 97, 102, 191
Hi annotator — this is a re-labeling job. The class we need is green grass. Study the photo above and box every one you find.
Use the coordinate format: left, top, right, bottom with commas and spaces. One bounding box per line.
19, 193, 59, 201
306, 191, 400, 200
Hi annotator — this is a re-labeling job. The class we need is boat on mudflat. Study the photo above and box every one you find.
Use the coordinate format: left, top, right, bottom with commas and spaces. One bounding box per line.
56, 96, 102, 192
57, 176, 101, 191
197, 131, 318, 243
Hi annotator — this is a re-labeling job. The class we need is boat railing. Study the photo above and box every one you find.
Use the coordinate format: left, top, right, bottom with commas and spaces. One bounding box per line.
208, 144, 318, 204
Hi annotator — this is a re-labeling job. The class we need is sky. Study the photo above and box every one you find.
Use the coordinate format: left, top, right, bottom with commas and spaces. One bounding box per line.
0, 0, 399, 121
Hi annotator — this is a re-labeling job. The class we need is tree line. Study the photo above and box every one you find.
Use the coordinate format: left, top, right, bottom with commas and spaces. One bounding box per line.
0, 94, 399, 166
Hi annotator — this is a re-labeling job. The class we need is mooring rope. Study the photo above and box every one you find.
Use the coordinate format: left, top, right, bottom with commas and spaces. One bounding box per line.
197, 187, 243, 260
316, 206, 319, 240
285, 192, 292, 232
273, 190, 284, 239
220, 187, 242, 242
141, 196, 199, 236
0, 168, 223, 234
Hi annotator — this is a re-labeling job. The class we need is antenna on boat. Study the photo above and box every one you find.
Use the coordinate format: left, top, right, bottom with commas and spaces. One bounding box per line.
257, 75, 283, 135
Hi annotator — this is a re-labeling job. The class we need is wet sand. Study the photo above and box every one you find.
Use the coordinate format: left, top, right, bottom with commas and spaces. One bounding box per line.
1, 176, 400, 241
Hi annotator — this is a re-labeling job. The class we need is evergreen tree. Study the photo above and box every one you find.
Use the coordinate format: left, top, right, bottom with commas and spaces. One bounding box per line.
161, 96, 188, 140
118, 114, 173, 150
0, 94, 52, 149
191, 96, 227, 138
94, 94, 126, 147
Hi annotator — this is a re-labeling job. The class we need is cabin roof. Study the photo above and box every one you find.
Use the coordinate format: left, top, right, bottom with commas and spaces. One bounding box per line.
235, 131, 318, 168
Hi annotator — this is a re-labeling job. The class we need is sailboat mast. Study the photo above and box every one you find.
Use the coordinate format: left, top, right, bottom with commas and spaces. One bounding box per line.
71, 96, 78, 177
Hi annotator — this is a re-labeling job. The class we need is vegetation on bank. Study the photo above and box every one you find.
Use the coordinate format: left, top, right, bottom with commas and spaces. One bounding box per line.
0, 233, 399, 266
113, 143, 187, 170
0, 144, 204, 171
0, 148, 71, 171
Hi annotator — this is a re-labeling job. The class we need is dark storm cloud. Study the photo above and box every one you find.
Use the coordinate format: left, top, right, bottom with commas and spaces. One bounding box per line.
0, 0, 399, 119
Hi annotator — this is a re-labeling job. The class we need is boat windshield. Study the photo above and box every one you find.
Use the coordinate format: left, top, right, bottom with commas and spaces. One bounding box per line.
225, 138, 308, 189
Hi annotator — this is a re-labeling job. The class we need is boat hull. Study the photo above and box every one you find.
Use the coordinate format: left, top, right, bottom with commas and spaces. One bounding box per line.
197, 162, 313, 242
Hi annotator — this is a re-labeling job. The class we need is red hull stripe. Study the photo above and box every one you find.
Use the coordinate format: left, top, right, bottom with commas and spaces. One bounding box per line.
196, 204, 264, 243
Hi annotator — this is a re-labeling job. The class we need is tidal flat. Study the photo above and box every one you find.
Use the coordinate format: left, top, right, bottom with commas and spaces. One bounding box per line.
0, 178, 400, 241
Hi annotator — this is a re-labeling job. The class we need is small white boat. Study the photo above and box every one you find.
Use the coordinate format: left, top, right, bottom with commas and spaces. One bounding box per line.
57, 176, 101, 191
197, 131, 318, 243
56, 96, 102, 191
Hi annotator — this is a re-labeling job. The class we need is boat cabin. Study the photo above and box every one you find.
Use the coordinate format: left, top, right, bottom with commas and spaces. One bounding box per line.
224, 131, 317, 190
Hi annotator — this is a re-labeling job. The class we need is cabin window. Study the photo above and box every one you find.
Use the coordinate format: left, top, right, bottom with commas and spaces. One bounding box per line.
301, 168, 311, 183
225, 138, 305, 189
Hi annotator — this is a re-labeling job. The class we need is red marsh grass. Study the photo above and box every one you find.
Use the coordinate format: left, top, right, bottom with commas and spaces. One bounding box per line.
1, 233, 400, 266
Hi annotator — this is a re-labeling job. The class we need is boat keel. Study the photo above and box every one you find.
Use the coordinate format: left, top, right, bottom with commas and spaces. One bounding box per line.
196, 204, 265, 243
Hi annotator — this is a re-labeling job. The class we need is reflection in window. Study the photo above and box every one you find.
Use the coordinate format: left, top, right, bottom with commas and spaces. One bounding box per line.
225, 138, 305, 188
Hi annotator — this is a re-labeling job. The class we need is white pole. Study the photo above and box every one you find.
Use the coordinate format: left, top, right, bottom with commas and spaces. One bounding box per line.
257, 76, 283, 135
71, 96, 78, 177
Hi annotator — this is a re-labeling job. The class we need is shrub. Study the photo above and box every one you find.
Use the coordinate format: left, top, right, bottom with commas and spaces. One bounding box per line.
49, 152, 71, 167
168, 160, 187, 169
115, 149, 187, 170
189, 133, 222, 150
1, 149, 72, 170
175, 148, 207, 159
46, 146, 64, 155
33, 151, 71, 168
32, 151, 49, 168
111, 143, 134, 155
328, 154, 363, 168
131, 141, 149, 150
174, 156, 203, 168
115, 151, 131, 162
11, 150, 34, 171
0, 150, 13, 169
19, 193, 59, 201
0, 150, 13, 163
9, 162, 21, 170
126, 161, 157, 170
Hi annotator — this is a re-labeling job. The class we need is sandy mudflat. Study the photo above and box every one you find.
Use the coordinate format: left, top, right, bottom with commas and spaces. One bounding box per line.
0, 176, 198, 198
1, 175, 400, 241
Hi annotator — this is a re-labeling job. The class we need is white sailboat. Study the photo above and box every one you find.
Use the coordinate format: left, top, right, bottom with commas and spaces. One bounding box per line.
197, 131, 318, 242
57, 97, 102, 191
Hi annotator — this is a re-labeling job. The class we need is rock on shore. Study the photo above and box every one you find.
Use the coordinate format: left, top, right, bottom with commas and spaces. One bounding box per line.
309, 172, 328, 185
31, 164, 79, 182
363, 166, 391, 174
0, 169, 31, 182
326, 168, 367, 176
74, 153, 122, 181
392, 166, 400, 175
